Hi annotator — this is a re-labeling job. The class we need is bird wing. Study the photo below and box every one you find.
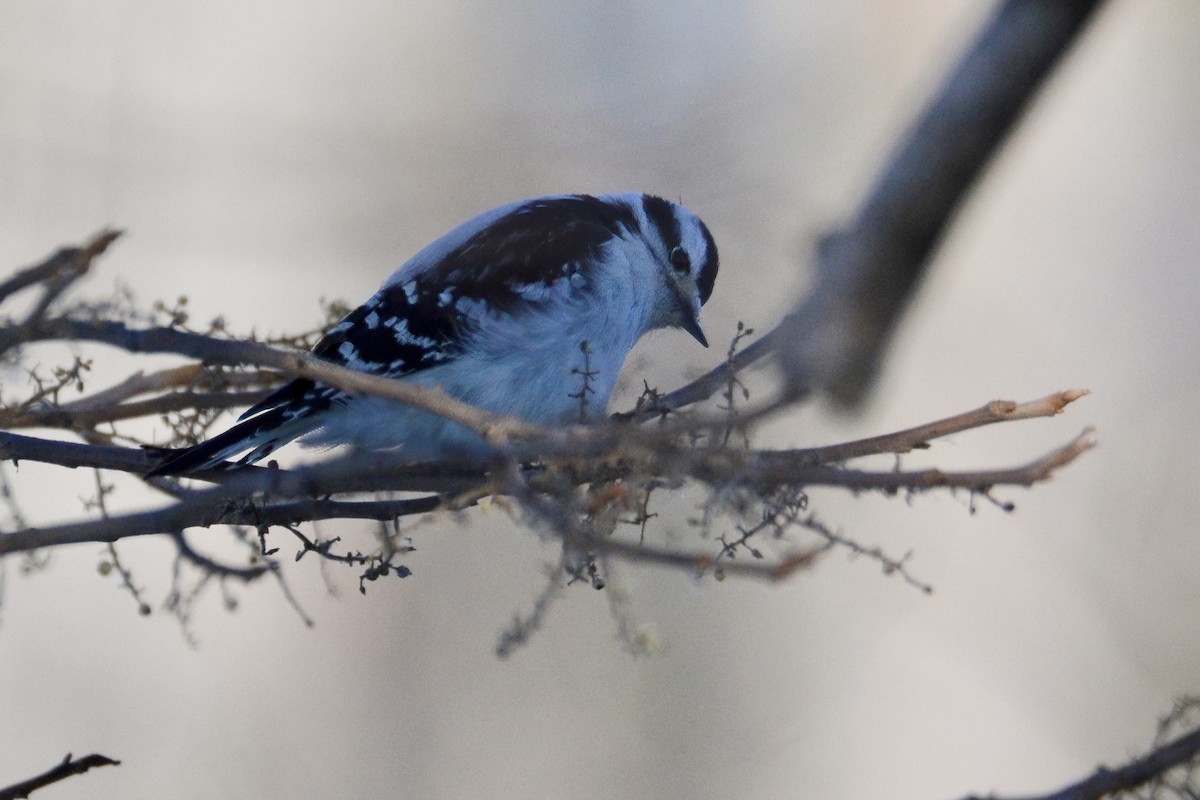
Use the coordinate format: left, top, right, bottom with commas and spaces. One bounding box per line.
148, 195, 636, 475
243, 194, 637, 420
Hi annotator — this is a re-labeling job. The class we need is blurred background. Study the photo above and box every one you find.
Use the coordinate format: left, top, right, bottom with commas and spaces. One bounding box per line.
2, 1, 1199, 798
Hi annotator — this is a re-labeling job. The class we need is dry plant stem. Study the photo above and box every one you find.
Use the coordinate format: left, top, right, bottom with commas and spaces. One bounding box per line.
56, 364, 217, 411
2, 391, 269, 429
580, 531, 820, 582
0, 406, 1095, 492
20, 318, 547, 448
796, 390, 1091, 464
957, 724, 1200, 800
741, 427, 1096, 492
0, 753, 120, 800
38, 363, 276, 415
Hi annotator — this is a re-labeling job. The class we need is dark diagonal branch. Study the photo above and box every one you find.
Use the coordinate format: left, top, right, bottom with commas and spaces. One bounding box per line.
0, 753, 121, 800
779, 0, 1106, 406
643, 0, 1107, 416
956, 721, 1200, 800
0, 231, 121, 307
0, 231, 122, 358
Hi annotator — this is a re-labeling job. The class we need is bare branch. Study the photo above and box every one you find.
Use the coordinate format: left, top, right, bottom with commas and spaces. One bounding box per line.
779, 0, 1107, 405
502, 460, 822, 582
14, 318, 548, 448
0, 230, 121, 306
2, 391, 269, 430
0, 753, 120, 800
0, 230, 122, 357
632, 1, 1107, 417
0, 463, 449, 554
670, 427, 1096, 494
0, 430, 157, 472
0, 388, 1095, 561
956, 723, 1200, 800
794, 390, 1091, 464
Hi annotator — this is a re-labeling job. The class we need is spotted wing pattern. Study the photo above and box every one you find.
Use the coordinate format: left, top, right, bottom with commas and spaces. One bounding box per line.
148, 195, 638, 475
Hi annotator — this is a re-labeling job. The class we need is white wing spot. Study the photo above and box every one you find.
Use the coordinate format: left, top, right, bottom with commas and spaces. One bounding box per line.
364, 310, 381, 329
388, 317, 440, 349
453, 296, 488, 319
513, 282, 551, 301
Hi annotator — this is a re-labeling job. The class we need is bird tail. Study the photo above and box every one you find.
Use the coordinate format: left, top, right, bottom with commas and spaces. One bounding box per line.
146, 406, 315, 476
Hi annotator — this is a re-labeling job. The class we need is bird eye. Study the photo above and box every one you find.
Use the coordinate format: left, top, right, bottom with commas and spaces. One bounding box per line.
669, 246, 691, 274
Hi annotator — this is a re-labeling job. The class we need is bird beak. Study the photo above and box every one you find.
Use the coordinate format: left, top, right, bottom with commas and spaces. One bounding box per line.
681, 311, 709, 348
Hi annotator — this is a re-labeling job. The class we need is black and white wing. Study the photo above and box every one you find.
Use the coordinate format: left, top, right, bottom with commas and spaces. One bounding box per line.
147, 195, 635, 475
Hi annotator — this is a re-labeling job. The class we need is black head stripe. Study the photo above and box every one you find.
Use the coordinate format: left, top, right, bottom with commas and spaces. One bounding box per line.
643, 194, 718, 306
640, 194, 683, 255
696, 220, 719, 305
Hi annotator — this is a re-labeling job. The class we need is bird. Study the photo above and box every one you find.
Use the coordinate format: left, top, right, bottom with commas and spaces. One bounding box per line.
148, 192, 719, 475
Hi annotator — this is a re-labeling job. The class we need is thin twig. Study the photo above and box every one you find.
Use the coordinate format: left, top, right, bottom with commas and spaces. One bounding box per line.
792, 390, 1091, 464
0, 753, 120, 800
15, 318, 548, 448
1, 390, 269, 430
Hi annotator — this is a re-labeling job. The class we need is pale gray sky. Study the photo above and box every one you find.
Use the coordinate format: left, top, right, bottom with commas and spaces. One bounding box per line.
2, 2, 1198, 798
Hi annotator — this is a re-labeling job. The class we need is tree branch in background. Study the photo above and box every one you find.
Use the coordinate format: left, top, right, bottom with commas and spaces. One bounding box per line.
651, 0, 1108, 415
957, 697, 1200, 800
0, 753, 120, 800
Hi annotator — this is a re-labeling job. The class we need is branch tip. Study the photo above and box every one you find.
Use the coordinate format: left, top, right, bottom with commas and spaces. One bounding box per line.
83, 229, 123, 261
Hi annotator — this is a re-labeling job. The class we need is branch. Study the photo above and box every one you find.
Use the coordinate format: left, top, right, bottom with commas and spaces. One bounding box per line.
0, 753, 120, 800
956, 724, 1200, 800
674, 427, 1096, 494
0, 387, 1095, 558
0, 463, 449, 554
502, 461, 822, 582
0, 364, 278, 429
0, 231, 121, 306
794, 390, 1091, 464
0, 430, 157, 472
0, 231, 122, 357
782, 0, 1107, 405
638, 0, 1107, 416
0, 430, 1090, 557
15, 318, 548, 448
2, 391, 269, 430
